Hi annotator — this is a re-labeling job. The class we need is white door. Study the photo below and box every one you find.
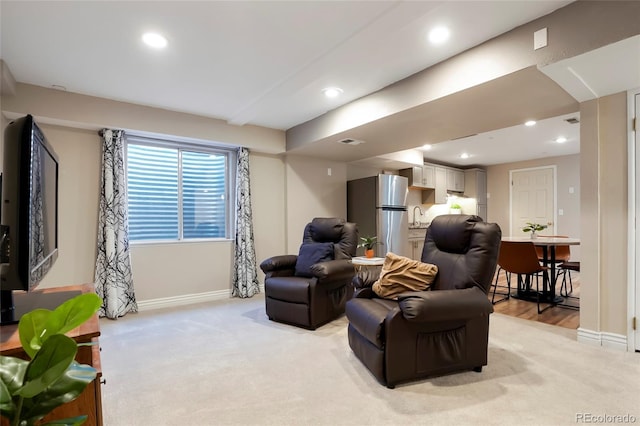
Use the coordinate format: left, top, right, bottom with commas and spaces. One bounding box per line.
510, 167, 555, 236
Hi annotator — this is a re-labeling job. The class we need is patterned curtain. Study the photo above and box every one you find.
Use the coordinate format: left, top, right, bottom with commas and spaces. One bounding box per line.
232, 147, 259, 298
95, 129, 137, 318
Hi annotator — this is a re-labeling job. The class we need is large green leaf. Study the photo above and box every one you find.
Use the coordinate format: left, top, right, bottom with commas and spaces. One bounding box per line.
0, 376, 16, 420
0, 355, 28, 394
0, 355, 28, 421
46, 293, 101, 337
19, 308, 53, 358
18, 293, 101, 359
20, 362, 96, 424
17, 335, 77, 399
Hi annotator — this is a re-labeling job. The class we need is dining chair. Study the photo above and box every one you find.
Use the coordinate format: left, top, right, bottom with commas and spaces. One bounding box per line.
558, 260, 580, 296
492, 240, 551, 313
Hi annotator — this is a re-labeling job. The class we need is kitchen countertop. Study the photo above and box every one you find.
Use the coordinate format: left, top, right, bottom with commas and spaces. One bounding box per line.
408, 223, 430, 229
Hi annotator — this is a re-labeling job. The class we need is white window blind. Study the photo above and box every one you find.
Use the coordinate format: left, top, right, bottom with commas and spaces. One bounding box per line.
126, 136, 234, 242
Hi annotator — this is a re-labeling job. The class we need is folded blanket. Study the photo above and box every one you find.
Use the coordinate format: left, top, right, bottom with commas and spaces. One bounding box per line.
372, 252, 438, 299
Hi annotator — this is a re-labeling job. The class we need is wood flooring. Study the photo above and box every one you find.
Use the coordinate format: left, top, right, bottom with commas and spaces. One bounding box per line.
488, 268, 580, 330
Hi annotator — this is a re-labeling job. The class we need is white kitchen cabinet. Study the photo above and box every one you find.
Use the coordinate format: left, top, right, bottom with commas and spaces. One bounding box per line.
446, 169, 465, 192
434, 167, 447, 204
422, 165, 435, 188
408, 227, 427, 260
464, 168, 487, 205
400, 166, 435, 189
399, 167, 426, 188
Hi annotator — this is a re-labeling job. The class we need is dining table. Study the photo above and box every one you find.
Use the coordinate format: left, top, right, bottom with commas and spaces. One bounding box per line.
501, 236, 580, 304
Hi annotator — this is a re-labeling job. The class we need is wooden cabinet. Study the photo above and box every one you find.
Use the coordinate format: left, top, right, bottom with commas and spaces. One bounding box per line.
408, 227, 427, 260
422, 165, 435, 188
0, 284, 103, 426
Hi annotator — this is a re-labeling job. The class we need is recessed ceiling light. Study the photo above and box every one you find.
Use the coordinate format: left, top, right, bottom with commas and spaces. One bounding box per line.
142, 32, 168, 49
322, 87, 343, 98
524, 120, 537, 127
555, 136, 567, 143
428, 26, 450, 45
460, 153, 470, 159
421, 144, 432, 150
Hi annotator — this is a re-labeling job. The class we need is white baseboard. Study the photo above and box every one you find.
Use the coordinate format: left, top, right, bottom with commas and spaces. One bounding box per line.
577, 328, 628, 351
137, 290, 231, 311
137, 283, 265, 312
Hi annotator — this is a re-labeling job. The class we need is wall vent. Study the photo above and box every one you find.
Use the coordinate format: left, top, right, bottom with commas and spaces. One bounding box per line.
450, 133, 477, 141
565, 117, 580, 124
338, 138, 365, 145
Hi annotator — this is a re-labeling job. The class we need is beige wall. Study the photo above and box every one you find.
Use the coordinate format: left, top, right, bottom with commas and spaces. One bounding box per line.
1, 88, 288, 303
37, 125, 101, 288
486, 154, 581, 259
4, 83, 285, 154
580, 92, 628, 335
285, 155, 347, 253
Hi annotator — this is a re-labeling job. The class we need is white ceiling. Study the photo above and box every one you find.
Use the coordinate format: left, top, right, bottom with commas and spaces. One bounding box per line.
2, 1, 637, 168
422, 112, 581, 166
1, 0, 573, 132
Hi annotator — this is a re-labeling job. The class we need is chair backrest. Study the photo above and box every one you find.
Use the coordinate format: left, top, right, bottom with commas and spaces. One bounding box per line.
302, 217, 358, 260
535, 235, 571, 262
422, 214, 501, 293
499, 241, 545, 274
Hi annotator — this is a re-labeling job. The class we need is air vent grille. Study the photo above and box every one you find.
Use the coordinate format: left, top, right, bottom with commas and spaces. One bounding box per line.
338, 138, 365, 145
565, 117, 580, 124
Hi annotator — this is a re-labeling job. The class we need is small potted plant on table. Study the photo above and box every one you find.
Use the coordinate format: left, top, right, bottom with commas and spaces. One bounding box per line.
522, 222, 548, 239
358, 236, 380, 258
450, 203, 462, 214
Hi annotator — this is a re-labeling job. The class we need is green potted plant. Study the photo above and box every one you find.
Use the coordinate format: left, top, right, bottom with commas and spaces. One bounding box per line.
522, 222, 548, 238
0, 293, 102, 426
450, 203, 462, 214
358, 236, 380, 258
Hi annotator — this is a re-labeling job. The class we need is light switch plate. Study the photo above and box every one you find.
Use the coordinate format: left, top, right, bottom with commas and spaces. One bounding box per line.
534, 28, 547, 50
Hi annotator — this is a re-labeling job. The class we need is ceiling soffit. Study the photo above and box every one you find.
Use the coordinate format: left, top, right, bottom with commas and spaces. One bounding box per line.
287, 66, 578, 163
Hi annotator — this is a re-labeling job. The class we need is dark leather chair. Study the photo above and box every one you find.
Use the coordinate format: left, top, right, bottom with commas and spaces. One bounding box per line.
260, 217, 358, 330
346, 214, 501, 388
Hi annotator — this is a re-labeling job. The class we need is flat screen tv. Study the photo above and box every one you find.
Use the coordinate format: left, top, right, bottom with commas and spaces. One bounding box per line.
0, 114, 60, 325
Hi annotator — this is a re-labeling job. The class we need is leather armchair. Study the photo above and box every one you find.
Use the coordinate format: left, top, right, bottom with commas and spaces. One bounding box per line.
346, 214, 501, 388
260, 217, 358, 330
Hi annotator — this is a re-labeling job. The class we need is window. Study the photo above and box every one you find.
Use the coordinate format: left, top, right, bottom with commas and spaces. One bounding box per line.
125, 135, 236, 242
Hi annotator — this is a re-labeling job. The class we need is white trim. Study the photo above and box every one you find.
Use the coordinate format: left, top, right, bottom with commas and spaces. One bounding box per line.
629, 87, 640, 352
577, 328, 628, 351
509, 165, 557, 237
136, 284, 265, 312
137, 290, 231, 311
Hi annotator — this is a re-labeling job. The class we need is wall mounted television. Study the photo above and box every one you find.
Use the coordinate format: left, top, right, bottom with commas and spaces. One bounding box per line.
0, 114, 64, 325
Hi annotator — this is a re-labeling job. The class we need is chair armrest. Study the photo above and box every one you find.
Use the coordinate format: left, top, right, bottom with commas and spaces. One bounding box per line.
260, 255, 297, 273
352, 267, 380, 290
353, 286, 377, 299
310, 259, 354, 281
397, 287, 493, 322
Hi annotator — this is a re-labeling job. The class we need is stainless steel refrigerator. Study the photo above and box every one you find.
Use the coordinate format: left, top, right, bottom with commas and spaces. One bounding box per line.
347, 174, 409, 257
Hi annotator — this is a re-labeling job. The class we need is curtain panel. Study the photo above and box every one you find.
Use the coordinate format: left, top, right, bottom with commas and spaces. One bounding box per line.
95, 129, 137, 318
232, 147, 259, 298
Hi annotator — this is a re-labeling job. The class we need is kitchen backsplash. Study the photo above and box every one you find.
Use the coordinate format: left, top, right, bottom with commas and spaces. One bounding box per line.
408, 196, 478, 224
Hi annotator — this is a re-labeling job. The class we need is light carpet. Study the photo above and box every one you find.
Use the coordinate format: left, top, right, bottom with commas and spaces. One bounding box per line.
99, 294, 640, 426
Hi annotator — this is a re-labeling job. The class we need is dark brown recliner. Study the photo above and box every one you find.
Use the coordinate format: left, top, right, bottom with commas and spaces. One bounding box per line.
346, 214, 501, 388
260, 218, 358, 330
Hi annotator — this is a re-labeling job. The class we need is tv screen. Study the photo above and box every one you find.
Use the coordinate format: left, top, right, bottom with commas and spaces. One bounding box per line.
1, 114, 59, 324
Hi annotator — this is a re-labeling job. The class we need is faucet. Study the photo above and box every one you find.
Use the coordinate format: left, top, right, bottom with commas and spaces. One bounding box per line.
412, 206, 424, 226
